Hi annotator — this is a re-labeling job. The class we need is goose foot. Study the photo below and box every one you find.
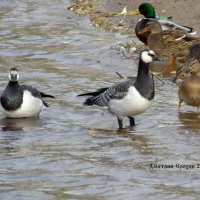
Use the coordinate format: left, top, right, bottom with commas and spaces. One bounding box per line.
117, 118, 123, 129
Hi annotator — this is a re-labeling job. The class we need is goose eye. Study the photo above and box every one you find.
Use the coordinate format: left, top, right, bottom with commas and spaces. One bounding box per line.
148, 53, 154, 57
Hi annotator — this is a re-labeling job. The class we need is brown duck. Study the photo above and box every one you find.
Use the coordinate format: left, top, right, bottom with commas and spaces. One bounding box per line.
178, 63, 200, 112
174, 43, 200, 83
139, 20, 200, 64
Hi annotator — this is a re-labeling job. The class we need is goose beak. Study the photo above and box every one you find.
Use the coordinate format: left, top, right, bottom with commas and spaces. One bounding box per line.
153, 55, 160, 61
10, 74, 18, 82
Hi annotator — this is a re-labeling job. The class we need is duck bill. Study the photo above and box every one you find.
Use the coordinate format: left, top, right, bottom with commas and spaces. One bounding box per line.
138, 27, 150, 35
172, 75, 184, 85
172, 75, 178, 83
172, 73, 188, 84
128, 10, 140, 15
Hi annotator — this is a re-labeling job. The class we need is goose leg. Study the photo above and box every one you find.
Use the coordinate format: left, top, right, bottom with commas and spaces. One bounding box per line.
128, 116, 135, 127
117, 117, 123, 129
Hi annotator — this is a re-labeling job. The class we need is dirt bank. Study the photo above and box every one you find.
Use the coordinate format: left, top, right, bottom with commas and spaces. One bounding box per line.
69, 0, 200, 76
69, 0, 200, 37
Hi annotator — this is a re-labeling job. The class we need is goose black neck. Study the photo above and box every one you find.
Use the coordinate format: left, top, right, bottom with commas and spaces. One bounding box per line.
8, 81, 19, 88
137, 59, 150, 81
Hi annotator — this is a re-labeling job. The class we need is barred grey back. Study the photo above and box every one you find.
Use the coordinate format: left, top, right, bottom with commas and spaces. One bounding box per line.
90, 79, 134, 107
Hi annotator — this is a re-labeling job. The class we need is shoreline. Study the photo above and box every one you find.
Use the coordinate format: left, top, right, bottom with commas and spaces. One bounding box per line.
69, 0, 200, 36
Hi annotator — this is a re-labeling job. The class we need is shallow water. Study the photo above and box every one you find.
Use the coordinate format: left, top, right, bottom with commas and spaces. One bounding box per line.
0, 0, 200, 200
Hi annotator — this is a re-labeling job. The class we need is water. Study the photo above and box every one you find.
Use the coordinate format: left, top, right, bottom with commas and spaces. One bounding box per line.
0, 0, 200, 199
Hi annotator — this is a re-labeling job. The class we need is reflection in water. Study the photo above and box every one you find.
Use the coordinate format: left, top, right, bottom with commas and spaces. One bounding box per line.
88, 128, 151, 155
0, 117, 44, 132
0, 118, 44, 156
179, 111, 200, 130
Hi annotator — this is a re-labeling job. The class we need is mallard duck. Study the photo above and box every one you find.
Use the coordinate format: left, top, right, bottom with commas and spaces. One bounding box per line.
139, 20, 200, 64
178, 64, 200, 112
174, 43, 200, 83
133, 3, 193, 44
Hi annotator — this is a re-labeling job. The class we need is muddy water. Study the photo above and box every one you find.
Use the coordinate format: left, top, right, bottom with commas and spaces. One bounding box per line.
0, 0, 200, 200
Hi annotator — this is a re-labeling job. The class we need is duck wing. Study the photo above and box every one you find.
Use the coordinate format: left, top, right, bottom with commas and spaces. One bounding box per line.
161, 29, 188, 41
158, 19, 193, 32
149, 30, 198, 55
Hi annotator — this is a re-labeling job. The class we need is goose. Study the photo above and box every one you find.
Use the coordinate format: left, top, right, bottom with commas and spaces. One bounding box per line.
78, 50, 158, 129
1, 68, 55, 118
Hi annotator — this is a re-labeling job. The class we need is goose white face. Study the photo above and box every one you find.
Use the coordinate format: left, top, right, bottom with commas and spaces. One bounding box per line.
8, 68, 19, 82
141, 50, 156, 63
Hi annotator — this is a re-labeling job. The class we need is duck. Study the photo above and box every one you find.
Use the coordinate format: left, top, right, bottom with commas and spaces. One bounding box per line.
139, 20, 200, 64
132, 3, 193, 44
174, 43, 200, 83
78, 50, 158, 129
178, 63, 200, 112
1, 68, 55, 118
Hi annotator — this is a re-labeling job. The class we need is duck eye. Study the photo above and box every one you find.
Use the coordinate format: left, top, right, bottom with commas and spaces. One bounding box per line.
185, 69, 189, 72
181, 74, 185, 78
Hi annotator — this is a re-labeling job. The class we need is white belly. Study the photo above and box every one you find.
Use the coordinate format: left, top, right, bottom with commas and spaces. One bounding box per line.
108, 86, 151, 118
3, 90, 43, 118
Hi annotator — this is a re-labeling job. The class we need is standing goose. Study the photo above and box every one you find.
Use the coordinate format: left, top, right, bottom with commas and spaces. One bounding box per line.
78, 50, 158, 129
133, 3, 193, 44
1, 68, 55, 118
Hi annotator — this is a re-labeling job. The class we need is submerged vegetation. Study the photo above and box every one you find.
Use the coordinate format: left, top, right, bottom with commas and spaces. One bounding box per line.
68, 0, 134, 34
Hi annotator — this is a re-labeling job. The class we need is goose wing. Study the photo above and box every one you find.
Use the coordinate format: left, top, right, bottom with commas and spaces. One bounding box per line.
79, 80, 134, 107
20, 85, 54, 107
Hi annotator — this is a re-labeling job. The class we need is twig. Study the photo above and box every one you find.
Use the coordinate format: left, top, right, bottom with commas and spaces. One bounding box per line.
151, 73, 165, 85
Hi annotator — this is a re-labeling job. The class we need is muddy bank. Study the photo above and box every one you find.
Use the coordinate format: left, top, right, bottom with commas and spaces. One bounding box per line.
69, 0, 200, 37
69, 0, 200, 76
